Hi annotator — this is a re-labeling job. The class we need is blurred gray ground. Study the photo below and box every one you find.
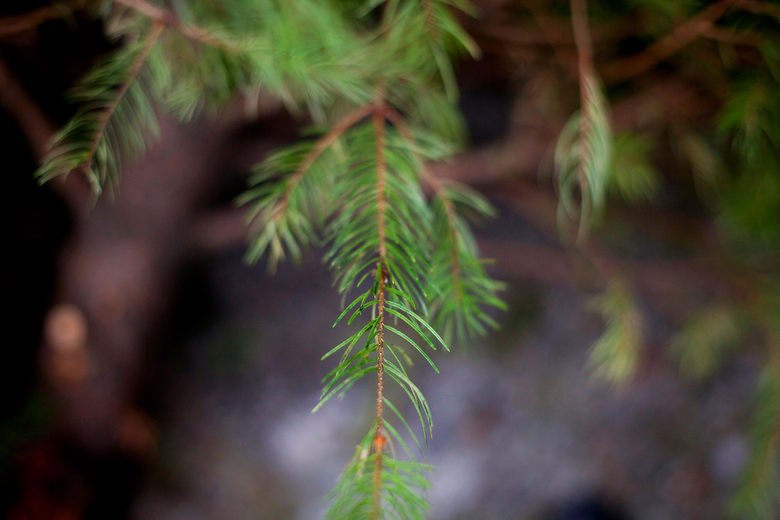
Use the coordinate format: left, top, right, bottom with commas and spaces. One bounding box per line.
130, 235, 756, 520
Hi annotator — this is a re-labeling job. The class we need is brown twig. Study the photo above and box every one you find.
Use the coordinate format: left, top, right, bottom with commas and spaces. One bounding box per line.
600, 0, 735, 82
0, 0, 88, 36
371, 102, 388, 520
113, 0, 240, 53
570, 0, 595, 241
734, 0, 780, 19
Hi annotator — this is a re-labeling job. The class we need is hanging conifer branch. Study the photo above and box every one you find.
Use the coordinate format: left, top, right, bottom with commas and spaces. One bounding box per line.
571, 0, 594, 240
31, 1, 500, 516
84, 20, 163, 177
554, 0, 612, 242
36, 20, 165, 194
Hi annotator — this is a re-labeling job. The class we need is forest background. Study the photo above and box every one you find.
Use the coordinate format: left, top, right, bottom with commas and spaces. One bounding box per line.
1, 0, 780, 519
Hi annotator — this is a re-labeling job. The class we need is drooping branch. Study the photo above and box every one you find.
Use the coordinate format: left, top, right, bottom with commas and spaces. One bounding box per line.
82, 20, 164, 176
0, 0, 88, 36
570, 0, 595, 240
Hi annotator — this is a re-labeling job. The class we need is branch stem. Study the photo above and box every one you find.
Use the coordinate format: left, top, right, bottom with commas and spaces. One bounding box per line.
371, 103, 388, 520
0, 0, 87, 36
600, 0, 734, 81
113, 0, 240, 52
570, 0, 594, 241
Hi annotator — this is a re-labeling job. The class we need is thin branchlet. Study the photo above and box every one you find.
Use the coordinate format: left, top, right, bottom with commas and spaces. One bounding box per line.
114, 0, 241, 53
371, 103, 387, 520
429, 176, 463, 303
272, 104, 375, 222
571, 0, 594, 241
599, 0, 735, 82
385, 108, 463, 304
83, 20, 164, 176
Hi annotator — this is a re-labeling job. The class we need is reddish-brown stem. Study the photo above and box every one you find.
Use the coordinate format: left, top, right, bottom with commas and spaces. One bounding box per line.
599, 0, 734, 82
113, 0, 240, 53
0, 0, 87, 36
371, 104, 388, 520
82, 20, 164, 179
735, 0, 780, 19
570, 0, 594, 240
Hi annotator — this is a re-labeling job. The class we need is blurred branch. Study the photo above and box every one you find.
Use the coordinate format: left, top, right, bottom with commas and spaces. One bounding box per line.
0, 56, 91, 210
113, 0, 240, 52
600, 0, 735, 82
702, 26, 759, 46
519, 1, 577, 75
0, 0, 88, 36
735, 0, 780, 19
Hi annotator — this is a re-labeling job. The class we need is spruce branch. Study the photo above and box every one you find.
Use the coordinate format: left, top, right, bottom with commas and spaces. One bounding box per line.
385, 107, 504, 342
555, 0, 612, 243
314, 100, 451, 519
84, 20, 163, 179
571, 0, 595, 242
36, 20, 164, 194
241, 103, 375, 270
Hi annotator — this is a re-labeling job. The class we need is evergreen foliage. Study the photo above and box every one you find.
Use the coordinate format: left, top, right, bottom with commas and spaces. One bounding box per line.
33, 0, 502, 516
586, 277, 643, 386
25, 0, 780, 517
